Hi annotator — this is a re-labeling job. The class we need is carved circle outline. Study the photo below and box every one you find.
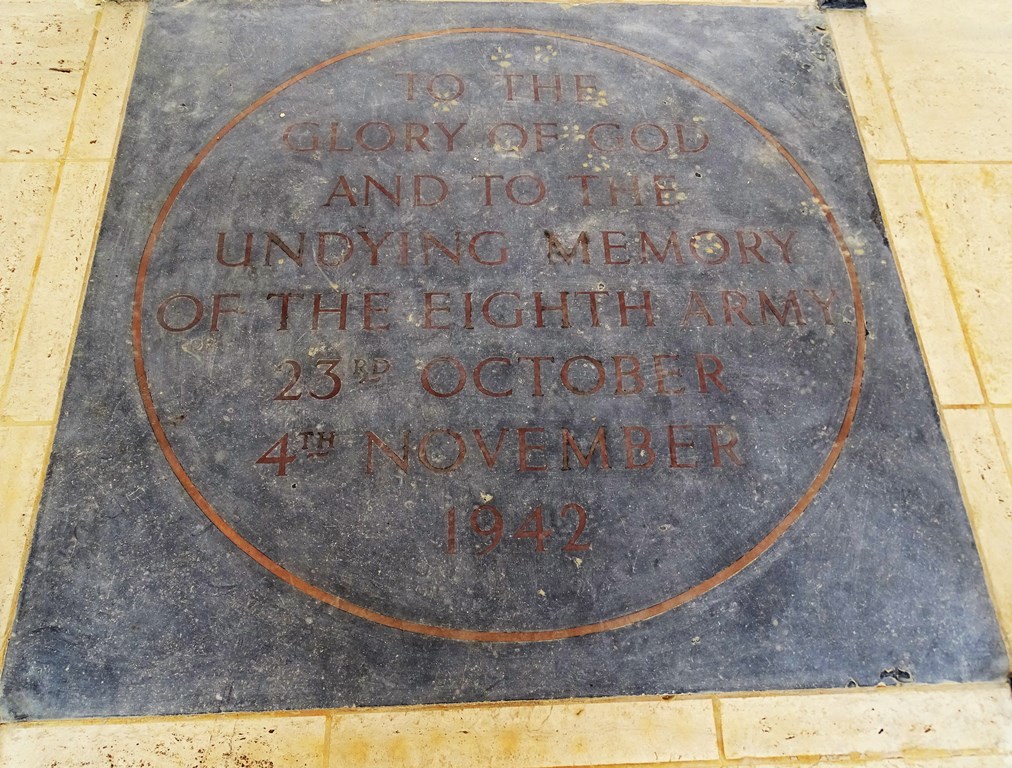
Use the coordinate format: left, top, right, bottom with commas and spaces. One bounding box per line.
132, 28, 867, 642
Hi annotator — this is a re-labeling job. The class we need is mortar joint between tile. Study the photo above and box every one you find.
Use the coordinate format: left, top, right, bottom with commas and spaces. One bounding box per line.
0, 5, 105, 413
0, 418, 57, 428
710, 697, 727, 761
321, 712, 333, 768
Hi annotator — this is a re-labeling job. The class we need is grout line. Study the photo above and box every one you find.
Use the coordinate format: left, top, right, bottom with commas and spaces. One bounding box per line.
54, 157, 105, 165
0, 156, 102, 164
96, 0, 148, 166
3, 723, 1010, 767
994, 415, 1012, 481
0, 7, 104, 415
3, 681, 1007, 729
0, 182, 63, 400
0, 419, 57, 428
321, 713, 333, 768
710, 698, 726, 762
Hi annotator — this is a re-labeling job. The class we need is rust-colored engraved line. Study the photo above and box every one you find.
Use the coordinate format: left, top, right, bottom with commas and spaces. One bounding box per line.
132, 28, 866, 643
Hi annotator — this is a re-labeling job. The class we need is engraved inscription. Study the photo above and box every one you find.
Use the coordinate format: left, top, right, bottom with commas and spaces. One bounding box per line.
134, 31, 862, 640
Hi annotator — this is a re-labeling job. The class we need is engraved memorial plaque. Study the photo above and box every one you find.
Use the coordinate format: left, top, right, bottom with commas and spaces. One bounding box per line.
2, 0, 1005, 718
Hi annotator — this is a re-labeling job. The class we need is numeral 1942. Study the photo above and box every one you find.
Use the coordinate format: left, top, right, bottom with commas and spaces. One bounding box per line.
446, 503, 591, 555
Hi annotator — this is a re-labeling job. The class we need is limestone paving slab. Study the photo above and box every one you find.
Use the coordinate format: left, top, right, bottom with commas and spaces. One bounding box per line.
0, 0, 1005, 719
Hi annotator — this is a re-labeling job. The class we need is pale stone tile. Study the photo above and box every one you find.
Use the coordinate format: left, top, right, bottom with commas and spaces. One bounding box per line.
942, 408, 1012, 652
743, 758, 1012, 768
0, 7, 98, 158
720, 684, 1012, 759
829, 12, 906, 162
0, 425, 52, 653
866, 0, 1012, 161
0, 8, 96, 70
0, 1, 100, 18
330, 698, 719, 766
68, 2, 146, 160
892, 758, 1012, 768
917, 165, 1012, 403
1, 160, 110, 423
995, 409, 1012, 465
0, 162, 59, 395
867, 163, 983, 405
0, 714, 327, 768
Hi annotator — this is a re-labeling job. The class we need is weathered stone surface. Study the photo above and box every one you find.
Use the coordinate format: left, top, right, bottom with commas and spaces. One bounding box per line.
1, 0, 1005, 719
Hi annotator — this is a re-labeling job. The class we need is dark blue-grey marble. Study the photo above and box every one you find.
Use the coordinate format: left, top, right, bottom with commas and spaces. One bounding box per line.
1, 0, 1005, 720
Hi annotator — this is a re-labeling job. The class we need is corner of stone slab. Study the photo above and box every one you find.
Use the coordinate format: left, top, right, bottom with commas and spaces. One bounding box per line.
819, 0, 867, 9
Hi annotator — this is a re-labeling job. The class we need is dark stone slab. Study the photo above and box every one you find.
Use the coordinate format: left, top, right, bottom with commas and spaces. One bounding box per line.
819, 1, 867, 10
2, 0, 1005, 719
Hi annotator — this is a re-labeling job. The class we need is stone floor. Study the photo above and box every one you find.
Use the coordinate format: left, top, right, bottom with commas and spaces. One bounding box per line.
0, 0, 1010, 765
